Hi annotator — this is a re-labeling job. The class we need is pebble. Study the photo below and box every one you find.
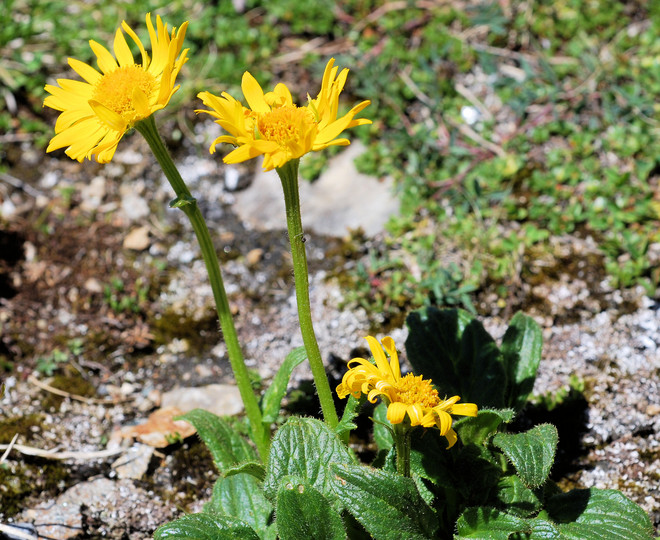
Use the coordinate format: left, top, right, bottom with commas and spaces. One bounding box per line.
161, 384, 244, 417
123, 225, 151, 251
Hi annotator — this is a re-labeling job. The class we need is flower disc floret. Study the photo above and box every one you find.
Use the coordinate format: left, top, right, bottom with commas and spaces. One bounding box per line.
44, 13, 189, 163
196, 58, 371, 171
337, 336, 478, 448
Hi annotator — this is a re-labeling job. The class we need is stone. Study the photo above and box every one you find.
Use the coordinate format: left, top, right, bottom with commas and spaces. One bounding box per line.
123, 225, 150, 251
233, 141, 399, 237
161, 384, 244, 417
18, 477, 176, 539
111, 444, 155, 480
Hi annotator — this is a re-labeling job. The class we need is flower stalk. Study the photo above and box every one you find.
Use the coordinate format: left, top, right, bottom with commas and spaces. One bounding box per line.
276, 158, 339, 430
135, 115, 270, 460
393, 422, 412, 477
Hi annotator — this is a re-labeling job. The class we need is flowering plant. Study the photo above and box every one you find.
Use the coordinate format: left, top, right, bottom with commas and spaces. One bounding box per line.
42, 13, 654, 540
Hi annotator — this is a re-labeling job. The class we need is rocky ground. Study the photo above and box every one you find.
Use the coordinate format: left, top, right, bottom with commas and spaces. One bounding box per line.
0, 129, 659, 538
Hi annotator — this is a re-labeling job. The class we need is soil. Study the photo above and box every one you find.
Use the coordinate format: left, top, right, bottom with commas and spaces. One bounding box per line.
1, 124, 659, 537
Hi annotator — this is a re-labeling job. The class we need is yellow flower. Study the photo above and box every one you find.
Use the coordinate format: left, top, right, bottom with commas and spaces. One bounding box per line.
337, 336, 478, 448
43, 13, 189, 163
196, 58, 371, 171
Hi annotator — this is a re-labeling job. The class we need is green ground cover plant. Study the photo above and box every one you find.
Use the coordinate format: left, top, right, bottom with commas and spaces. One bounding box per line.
4, 0, 659, 322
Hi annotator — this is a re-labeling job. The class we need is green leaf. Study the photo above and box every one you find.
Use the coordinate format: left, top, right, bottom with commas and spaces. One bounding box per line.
264, 417, 355, 502
545, 488, 654, 539
493, 423, 558, 488
224, 461, 266, 482
261, 347, 306, 423
372, 401, 393, 450
405, 307, 474, 393
331, 463, 439, 540
154, 513, 260, 540
454, 408, 515, 447
276, 476, 346, 540
177, 409, 257, 472
204, 474, 273, 538
501, 312, 543, 410
405, 307, 507, 408
455, 507, 528, 539
528, 517, 562, 539
494, 474, 542, 517
335, 394, 364, 436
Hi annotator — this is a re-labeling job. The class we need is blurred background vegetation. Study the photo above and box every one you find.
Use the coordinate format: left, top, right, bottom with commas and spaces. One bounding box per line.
2, 0, 659, 324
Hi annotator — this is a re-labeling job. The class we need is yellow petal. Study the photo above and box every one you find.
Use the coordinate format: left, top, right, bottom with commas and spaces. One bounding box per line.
380, 337, 400, 382
113, 28, 134, 67
68, 58, 102, 85
387, 402, 407, 424
89, 40, 118, 74
122, 19, 149, 67
241, 71, 270, 113
364, 336, 393, 379
89, 100, 127, 132
449, 403, 478, 417
132, 87, 151, 118
433, 409, 453, 435
444, 428, 458, 449
224, 143, 267, 164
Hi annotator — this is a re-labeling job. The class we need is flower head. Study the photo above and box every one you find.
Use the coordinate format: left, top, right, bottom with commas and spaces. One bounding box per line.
337, 336, 478, 448
43, 13, 189, 163
196, 58, 371, 171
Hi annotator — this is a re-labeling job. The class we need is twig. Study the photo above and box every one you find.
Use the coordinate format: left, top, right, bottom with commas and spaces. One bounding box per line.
0, 442, 123, 461
448, 119, 507, 158
455, 83, 494, 122
28, 374, 130, 405
0, 433, 18, 464
0, 524, 37, 540
0, 172, 45, 198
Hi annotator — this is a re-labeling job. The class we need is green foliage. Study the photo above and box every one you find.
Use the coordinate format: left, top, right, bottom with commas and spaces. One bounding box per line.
35, 348, 68, 376
260, 347, 306, 424
276, 476, 345, 540
405, 307, 542, 410
154, 513, 261, 539
331, 463, 439, 539
177, 409, 257, 472
103, 277, 149, 314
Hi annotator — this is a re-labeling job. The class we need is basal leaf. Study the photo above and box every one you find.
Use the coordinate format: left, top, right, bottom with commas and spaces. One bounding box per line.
261, 347, 306, 423
455, 507, 528, 539
177, 409, 257, 472
276, 476, 346, 540
405, 307, 474, 395
493, 423, 557, 488
264, 417, 355, 502
405, 307, 507, 408
494, 474, 542, 517
331, 463, 439, 540
204, 474, 273, 537
501, 311, 543, 410
224, 461, 266, 482
154, 513, 260, 540
546, 488, 654, 540
454, 408, 515, 447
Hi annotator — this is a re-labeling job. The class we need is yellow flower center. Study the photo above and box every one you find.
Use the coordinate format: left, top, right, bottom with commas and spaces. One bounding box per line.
256, 105, 315, 145
395, 374, 440, 407
92, 66, 156, 122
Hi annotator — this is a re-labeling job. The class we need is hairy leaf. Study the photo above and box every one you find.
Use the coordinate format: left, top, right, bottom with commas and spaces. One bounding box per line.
261, 347, 306, 423
177, 409, 256, 472
493, 423, 557, 488
331, 463, 439, 539
154, 513, 260, 540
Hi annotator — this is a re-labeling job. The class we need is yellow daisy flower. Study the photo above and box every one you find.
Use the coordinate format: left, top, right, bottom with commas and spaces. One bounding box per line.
196, 58, 371, 171
337, 336, 478, 448
43, 13, 189, 163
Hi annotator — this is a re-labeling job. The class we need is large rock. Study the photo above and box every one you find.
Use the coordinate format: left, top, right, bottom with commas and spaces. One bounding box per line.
233, 142, 399, 237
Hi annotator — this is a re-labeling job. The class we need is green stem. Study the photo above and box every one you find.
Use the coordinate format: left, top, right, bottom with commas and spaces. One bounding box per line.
135, 116, 270, 460
393, 423, 412, 477
276, 159, 339, 430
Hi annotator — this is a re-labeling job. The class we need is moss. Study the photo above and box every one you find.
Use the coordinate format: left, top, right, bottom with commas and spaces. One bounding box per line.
151, 308, 220, 356
0, 460, 69, 518
0, 414, 45, 445
41, 371, 96, 411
